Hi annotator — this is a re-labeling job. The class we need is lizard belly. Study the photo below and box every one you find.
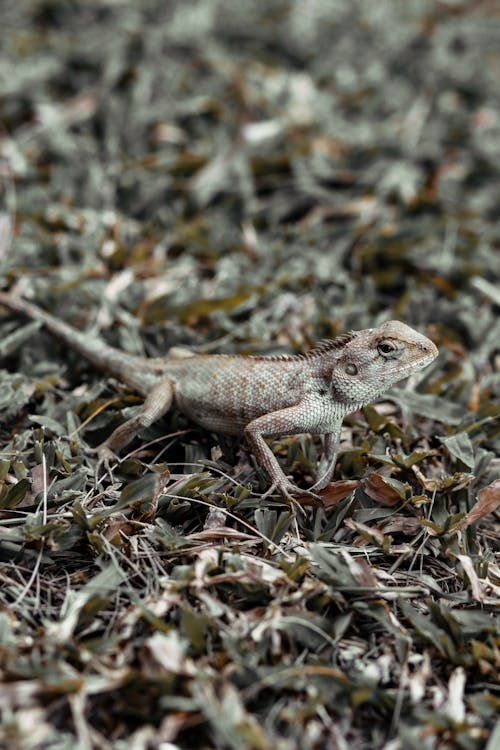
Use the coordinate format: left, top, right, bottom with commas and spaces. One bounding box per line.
175, 387, 292, 435
175, 399, 250, 435
173, 391, 344, 437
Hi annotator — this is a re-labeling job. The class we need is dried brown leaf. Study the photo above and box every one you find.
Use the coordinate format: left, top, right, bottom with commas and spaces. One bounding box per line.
340, 551, 378, 587
412, 465, 475, 493
319, 479, 359, 507
362, 473, 404, 506
454, 478, 500, 530
455, 555, 485, 602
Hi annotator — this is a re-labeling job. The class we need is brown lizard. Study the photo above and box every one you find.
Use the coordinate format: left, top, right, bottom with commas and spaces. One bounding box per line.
0, 291, 438, 497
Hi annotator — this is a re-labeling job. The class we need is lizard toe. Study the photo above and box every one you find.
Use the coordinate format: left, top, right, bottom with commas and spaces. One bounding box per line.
268, 478, 322, 512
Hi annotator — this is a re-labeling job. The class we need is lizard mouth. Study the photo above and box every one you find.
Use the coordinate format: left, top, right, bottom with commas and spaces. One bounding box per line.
395, 344, 438, 379
423, 339, 439, 358
411, 338, 438, 369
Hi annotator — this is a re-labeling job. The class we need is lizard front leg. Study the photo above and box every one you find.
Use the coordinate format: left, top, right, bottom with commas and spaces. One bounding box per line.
243, 401, 339, 499
95, 379, 175, 476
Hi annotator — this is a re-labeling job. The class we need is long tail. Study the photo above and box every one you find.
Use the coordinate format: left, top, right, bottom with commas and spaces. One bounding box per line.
0, 292, 152, 395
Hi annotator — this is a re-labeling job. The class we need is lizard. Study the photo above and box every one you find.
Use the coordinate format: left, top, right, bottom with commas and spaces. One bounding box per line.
0, 291, 438, 498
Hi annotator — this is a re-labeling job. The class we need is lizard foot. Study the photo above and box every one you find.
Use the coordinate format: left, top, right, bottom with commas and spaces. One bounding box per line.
260, 478, 322, 512
88, 444, 120, 485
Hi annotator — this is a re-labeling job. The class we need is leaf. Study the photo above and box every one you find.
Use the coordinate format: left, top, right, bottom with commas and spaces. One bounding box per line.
181, 608, 211, 652
379, 515, 421, 536
455, 555, 484, 602
28, 415, 67, 436
414, 471, 474, 493
453, 479, 500, 530
363, 473, 407, 506
46, 564, 125, 643
441, 432, 475, 469
443, 667, 466, 722
363, 404, 392, 431
389, 390, 464, 425
400, 601, 455, 658
146, 631, 195, 675
254, 509, 292, 543
470, 276, 500, 306
485, 720, 500, 750
0, 460, 11, 481
393, 449, 436, 468
0, 371, 36, 418
144, 290, 256, 325
344, 519, 391, 550
319, 479, 359, 507
192, 679, 274, 750
451, 609, 500, 637
118, 472, 160, 507
0, 478, 31, 509
340, 552, 379, 587
278, 614, 336, 650
0, 320, 42, 357
309, 544, 358, 587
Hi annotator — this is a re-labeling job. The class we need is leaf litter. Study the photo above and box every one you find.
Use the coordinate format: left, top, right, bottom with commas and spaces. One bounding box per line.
0, 1, 499, 749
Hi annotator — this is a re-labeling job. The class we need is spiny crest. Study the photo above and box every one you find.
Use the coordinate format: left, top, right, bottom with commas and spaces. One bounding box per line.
304, 332, 357, 359
249, 332, 357, 362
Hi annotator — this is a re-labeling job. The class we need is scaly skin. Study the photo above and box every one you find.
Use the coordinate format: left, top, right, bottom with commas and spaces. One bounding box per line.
0, 292, 438, 497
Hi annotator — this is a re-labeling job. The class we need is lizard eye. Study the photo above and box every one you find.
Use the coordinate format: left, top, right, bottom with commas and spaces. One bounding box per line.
377, 341, 397, 356
345, 363, 358, 375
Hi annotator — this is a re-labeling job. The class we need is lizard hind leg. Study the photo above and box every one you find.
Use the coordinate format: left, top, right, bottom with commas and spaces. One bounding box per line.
94, 379, 175, 481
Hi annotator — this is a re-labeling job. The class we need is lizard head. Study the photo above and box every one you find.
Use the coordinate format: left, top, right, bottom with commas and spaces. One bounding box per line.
328, 320, 438, 407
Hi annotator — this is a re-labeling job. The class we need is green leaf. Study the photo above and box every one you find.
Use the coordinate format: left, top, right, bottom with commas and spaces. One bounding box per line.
485, 720, 500, 750
441, 432, 475, 469
28, 414, 67, 436
0, 460, 10, 481
400, 600, 455, 658
389, 390, 463, 425
0, 371, 36, 418
0, 478, 31, 509
254, 508, 292, 543
118, 472, 160, 506
309, 544, 357, 587
181, 608, 211, 651
392, 450, 436, 468
0, 320, 42, 357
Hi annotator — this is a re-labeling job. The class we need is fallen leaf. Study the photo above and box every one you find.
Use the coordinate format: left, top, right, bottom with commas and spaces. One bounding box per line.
344, 519, 389, 548
319, 479, 359, 507
455, 555, 485, 602
363, 473, 405, 506
453, 479, 500, 530
379, 515, 421, 536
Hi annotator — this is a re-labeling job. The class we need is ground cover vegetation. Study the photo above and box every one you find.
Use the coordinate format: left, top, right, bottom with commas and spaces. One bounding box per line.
0, 1, 499, 748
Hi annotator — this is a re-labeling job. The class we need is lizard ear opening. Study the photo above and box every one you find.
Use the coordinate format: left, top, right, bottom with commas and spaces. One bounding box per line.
345, 363, 358, 375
